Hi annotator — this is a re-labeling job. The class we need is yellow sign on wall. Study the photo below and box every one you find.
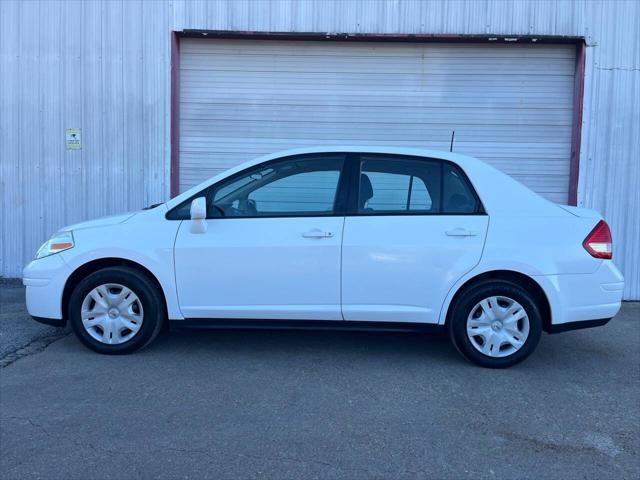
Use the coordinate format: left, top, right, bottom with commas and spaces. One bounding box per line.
65, 128, 81, 150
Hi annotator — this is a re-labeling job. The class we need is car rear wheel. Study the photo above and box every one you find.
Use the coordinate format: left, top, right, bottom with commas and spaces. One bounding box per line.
448, 280, 542, 368
69, 266, 164, 354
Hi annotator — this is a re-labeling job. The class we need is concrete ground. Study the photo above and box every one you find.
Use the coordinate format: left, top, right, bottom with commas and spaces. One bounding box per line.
1, 281, 638, 479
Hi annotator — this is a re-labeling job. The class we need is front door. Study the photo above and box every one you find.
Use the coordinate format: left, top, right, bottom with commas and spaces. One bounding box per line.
174, 154, 346, 320
341, 154, 489, 323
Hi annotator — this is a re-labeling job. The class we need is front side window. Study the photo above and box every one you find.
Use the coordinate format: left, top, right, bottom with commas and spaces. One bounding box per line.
246, 170, 341, 213
169, 155, 344, 219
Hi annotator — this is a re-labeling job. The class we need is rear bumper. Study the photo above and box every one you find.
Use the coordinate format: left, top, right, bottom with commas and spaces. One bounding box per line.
547, 317, 611, 334
536, 261, 624, 329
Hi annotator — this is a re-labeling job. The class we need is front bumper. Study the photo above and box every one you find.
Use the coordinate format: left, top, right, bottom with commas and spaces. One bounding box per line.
31, 316, 67, 327
23, 253, 73, 321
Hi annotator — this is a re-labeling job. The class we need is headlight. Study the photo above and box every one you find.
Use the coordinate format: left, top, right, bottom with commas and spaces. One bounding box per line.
35, 231, 75, 259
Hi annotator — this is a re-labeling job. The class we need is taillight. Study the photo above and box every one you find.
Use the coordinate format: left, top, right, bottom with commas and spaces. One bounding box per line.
583, 220, 612, 259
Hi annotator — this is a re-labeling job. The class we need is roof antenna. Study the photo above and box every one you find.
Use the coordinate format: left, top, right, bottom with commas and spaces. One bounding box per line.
449, 130, 455, 152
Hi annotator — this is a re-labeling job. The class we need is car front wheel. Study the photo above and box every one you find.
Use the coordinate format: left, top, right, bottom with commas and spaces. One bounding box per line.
68, 266, 164, 354
448, 280, 542, 368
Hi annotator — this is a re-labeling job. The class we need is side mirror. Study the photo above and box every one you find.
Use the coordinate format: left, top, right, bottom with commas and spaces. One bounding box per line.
190, 197, 207, 234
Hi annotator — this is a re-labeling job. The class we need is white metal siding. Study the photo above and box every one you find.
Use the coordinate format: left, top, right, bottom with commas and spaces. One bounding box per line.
179, 39, 575, 203
1, 0, 638, 299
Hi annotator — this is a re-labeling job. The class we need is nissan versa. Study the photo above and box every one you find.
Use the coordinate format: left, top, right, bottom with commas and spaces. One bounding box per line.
23, 147, 624, 367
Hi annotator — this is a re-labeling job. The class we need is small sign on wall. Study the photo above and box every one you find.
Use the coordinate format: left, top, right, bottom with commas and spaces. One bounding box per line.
65, 128, 81, 150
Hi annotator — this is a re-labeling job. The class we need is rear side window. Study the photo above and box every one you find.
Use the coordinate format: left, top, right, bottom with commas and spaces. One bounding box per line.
442, 164, 480, 214
358, 156, 441, 214
356, 155, 481, 215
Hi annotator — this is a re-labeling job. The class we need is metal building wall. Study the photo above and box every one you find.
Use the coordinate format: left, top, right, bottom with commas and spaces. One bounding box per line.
1, 0, 638, 299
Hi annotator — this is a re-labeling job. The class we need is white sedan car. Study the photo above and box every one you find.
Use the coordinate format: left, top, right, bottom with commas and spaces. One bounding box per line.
23, 147, 624, 367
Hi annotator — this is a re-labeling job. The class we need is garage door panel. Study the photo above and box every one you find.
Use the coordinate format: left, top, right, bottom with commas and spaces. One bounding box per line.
182, 103, 572, 126
181, 82, 574, 109
181, 91, 573, 109
482, 159, 570, 174
181, 72, 574, 88
180, 139, 570, 156
182, 71, 574, 89
181, 56, 574, 77
180, 123, 572, 144
182, 83, 574, 99
181, 39, 575, 58
179, 39, 575, 202
182, 84, 573, 99
180, 137, 571, 153
510, 175, 571, 202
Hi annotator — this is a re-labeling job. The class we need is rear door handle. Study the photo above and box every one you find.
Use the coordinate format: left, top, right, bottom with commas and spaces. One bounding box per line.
445, 228, 477, 237
302, 229, 334, 239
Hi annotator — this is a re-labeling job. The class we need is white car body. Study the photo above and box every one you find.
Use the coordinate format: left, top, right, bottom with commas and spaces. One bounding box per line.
23, 146, 624, 360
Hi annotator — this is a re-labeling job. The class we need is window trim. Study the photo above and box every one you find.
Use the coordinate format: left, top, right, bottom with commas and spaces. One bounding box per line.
166, 151, 486, 220
165, 153, 350, 220
345, 153, 486, 217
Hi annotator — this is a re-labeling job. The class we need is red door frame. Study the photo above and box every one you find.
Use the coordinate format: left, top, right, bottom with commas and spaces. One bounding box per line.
170, 31, 586, 205
170, 31, 181, 198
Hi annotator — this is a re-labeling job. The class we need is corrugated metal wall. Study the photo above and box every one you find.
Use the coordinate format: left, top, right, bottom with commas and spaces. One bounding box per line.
1, 0, 638, 299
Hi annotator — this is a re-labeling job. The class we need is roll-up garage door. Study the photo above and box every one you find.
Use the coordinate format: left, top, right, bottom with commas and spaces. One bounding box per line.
179, 38, 576, 203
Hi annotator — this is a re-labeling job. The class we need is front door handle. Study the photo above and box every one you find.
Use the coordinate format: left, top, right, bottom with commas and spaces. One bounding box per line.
445, 228, 477, 237
302, 229, 334, 239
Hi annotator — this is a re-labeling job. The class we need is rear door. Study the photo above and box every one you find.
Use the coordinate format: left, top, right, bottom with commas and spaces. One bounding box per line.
341, 154, 489, 323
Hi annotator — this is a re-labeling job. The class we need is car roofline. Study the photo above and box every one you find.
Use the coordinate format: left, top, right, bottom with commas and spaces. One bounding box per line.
248, 146, 474, 164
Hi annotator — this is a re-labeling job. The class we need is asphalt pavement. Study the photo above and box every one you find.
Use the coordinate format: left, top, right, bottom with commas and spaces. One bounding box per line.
1, 282, 638, 479
0, 280, 69, 365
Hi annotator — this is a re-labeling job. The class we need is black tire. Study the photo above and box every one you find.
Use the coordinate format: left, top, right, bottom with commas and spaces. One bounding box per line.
68, 266, 165, 354
448, 279, 542, 368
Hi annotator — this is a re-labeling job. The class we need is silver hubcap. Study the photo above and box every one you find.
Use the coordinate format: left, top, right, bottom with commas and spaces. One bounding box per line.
466, 296, 529, 358
81, 283, 144, 345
